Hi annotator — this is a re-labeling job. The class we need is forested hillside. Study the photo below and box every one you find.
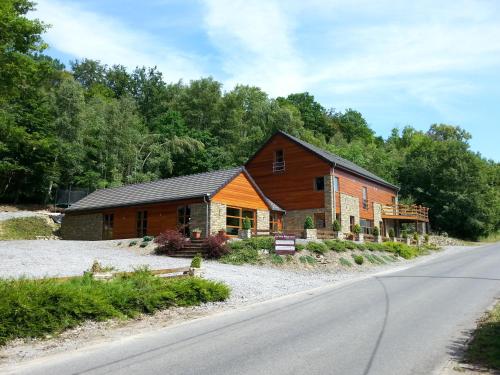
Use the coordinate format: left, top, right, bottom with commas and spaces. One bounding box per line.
1, 1, 498, 239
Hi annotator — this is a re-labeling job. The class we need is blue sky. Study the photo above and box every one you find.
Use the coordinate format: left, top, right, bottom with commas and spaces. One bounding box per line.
32, 0, 500, 161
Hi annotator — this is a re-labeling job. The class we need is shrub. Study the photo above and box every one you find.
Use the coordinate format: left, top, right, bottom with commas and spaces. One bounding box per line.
372, 226, 379, 236
203, 232, 229, 259
0, 271, 229, 346
424, 233, 430, 243
382, 242, 418, 259
220, 245, 259, 265
299, 255, 316, 265
328, 240, 347, 252
143, 235, 154, 242
332, 220, 341, 232
372, 254, 386, 264
242, 217, 252, 230
401, 230, 408, 239
363, 254, 377, 264
139, 242, 148, 248
245, 236, 274, 251
339, 257, 352, 267
353, 255, 364, 265
344, 240, 357, 250
365, 242, 384, 251
352, 224, 361, 235
129, 240, 138, 247
355, 242, 366, 250
89, 260, 115, 273
388, 228, 395, 238
306, 241, 328, 255
270, 254, 284, 265
413, 232, 419, 241
154, 230, 186, 254
304, 216, 314, 229
190, 255, 202, 268
295, 243, 305, 252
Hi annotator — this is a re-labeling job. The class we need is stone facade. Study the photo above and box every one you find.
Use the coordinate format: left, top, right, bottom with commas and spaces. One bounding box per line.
339, 193, 359, 233
209, 201, 226, 234
61, 213, 103, 240
190, 203, 208, 237
256, 209, 270, 233
283, 208, 325, 230
324, 174, 335, 230
373, 202, 382, 231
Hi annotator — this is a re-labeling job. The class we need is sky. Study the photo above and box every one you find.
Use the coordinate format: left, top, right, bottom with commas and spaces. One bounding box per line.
31, 0, 500, 161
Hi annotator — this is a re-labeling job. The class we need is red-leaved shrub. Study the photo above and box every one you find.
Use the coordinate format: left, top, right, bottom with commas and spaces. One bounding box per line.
154, 230, 187, 255
203, 232, 229, 259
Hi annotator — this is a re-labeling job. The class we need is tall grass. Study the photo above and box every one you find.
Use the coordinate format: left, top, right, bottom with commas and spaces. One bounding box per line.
0, 216, 55, 240
0, 270, 230, 345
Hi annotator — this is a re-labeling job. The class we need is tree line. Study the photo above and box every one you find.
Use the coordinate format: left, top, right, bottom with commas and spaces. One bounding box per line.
1, 1, 498, 239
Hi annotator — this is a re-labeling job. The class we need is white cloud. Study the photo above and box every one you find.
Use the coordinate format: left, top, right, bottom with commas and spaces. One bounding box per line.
32, 0, 205, 81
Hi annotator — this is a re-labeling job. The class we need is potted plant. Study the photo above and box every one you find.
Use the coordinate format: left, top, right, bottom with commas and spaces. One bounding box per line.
352, 223, 363, 242
373, 226, 382, 243
388, 228, 396, 241
332, 219, 343, 240
303, 216, 317, 240
191, 228, 202, 240
238, 217, 252, 239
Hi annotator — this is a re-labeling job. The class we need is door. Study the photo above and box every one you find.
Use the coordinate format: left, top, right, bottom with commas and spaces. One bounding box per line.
103, 213, 114, 240
314, 213, 326, 229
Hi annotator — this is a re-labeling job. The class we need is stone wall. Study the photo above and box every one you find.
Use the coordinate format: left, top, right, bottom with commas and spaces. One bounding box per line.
190, 203, 208, 237
61, 213, 103, 240
339, 193, 359, 233
209, 201, 226, 234
324, 174, 334, 230
373, 202, 382, 230
283, 208, 325, 231
256, 209, 270, 233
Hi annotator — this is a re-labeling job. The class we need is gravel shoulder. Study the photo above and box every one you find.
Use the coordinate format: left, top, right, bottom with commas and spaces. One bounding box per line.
0, 240, 480, 368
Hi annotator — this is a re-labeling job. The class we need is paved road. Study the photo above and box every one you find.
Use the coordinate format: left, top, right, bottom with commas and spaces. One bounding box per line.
9, 243, 500, 375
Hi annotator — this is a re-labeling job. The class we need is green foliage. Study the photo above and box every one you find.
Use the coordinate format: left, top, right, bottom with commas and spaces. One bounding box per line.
244, 236, 274, 251
339, 257, 352, 267
143, 236, 154, 242
388, 228, 396, 238
413, 232, 419, 241
220, 241, 260, 265
353, 255, 364, 265
306, 241, 328, 254
365, 242, 385, 251
0, 271, 229, 345
242, 217, 251, 230
304, 216, 314, 229
344, 241, 357, 250
372, 226, 379, 236
129, 240, 138, 247
299, 255, 316, 265
424, 234, 430, 243
295, 243, 305, 252
401, 230, 408, 239
139, 242, 148, 248
352, 224, 361, 234
332, 220, 341, 232
382, 242, 418, 259
190, 255, 202, 268
270, 254, 284, 265
324, 239, 346, 252
0, 216, 55, 240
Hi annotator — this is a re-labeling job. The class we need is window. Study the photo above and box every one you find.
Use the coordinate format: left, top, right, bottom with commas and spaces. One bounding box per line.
226, 207, 255, 236
273, 149, 285, 172
362, 186, 368, 209
391, 196, 396, 204
334, 176, 339, 192
314, 176, 325, 191
360, 219, 374, 234
136, 211, 148, 237
103, 213, 114, 240
349, 216, 355, 232
314, 213, 326, 228
270, 212, 282, 232
177, 205, 191, 236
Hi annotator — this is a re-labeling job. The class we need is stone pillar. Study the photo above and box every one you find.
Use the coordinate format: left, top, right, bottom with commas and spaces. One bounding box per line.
340, 193, 359, 233
373, 202, 382, 232
209, 201, 226, 234
324, 175, 334, 230
256, 209, 270, 234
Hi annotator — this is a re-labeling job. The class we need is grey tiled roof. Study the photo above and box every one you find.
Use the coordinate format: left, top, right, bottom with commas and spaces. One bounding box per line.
277, 131, 399, 190
66, 167, 284, 213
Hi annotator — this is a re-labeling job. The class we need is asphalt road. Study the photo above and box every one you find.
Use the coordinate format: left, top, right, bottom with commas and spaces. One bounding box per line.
9, 243, 500, 375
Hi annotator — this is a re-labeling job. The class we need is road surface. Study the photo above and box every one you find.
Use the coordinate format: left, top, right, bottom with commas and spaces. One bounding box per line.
8, 243, 500, 375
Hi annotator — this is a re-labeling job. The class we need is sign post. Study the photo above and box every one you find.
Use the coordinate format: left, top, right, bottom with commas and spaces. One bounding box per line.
274, 234, 296, 255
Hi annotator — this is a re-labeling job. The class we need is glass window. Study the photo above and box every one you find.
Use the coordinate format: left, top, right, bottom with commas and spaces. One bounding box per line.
275, 149, 284, 163
315, 177, 325, 191
273, 150, 285, 172
226, 207, 240, 217
226, 207, 255, 235
137, 211, 148, 237
334, 177, 339, 192
360, 219, 374, 234
177, 205, 190, 236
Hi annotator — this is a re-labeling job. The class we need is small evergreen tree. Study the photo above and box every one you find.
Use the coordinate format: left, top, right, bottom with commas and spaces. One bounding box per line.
388, 228, 396, 238
373, 226, 379, 236
332, 219, 341, 232
304, 216, 314, 229
353, 224, 361, 234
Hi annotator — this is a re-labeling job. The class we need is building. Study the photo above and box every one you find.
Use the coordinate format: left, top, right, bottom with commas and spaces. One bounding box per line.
245, 131, 428, 236
62, 131, 428, 240
61, 167, 283, 240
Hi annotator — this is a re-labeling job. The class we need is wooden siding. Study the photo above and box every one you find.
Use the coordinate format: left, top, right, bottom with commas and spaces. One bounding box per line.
246, 133, 332, 210
98, 198, 203, 239
334, 168, 396, 219
212, 172, 268, 210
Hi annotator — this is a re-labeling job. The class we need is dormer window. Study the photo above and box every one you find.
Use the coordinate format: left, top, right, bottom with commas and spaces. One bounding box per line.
273, 149, 285, 172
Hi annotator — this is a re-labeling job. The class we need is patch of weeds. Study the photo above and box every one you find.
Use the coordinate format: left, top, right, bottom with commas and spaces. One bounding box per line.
299, 255, 317, 265
363, 254, 378, 264
371, 254, 386, 264
381, 255, 395, 263
306, 241, 329, 255
352, 254, 364, 265
89, 260, 115, 273
270, 254, 284, 265
285, 255, 294, 263
339, 257, 352, 267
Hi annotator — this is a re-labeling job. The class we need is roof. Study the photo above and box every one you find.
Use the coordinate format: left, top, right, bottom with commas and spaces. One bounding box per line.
66, 167, 283, 213
258, 131, 399, 190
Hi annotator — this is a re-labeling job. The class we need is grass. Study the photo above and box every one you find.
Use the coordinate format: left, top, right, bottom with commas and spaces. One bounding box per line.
299, 255, 317, 265
306, 241, 329, 255
0, 269, 230, 346
464, 301, 500, 370
270, 254, 284, 265
0, 216, 56, 240
339, 257, 352, 267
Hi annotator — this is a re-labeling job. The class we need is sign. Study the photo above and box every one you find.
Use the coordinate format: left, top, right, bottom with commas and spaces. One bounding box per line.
275, 234, 296, 255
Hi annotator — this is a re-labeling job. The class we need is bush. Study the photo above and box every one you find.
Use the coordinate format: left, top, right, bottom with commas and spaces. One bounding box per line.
129, 240, 138, 247
424, 233, 430, 243
388, 228, 395, 238
355, 242, 366, 250
143, 235, 154, 242
203, 232, 229, 259
306, 241, 328, 254
344, 240, 357, 250
242, 217, 251, 230
332, 220, 341, 232
339, 257, 352, 267
220, 246, 259, 265
190, 255, 202, 268
413, 232, 419, 241
304, 216, 314, 229
299, 255, 316, 265
139, 242, 148, 248
245, 236, 274, 251
353, 255, 364, 265
0, 271, 230, 346
270, 254, 284, 265
352, 224, 361, 235
382, 242, 418, 259
401, 230, 408, 239
295, 243, 305, 252
372, 226, 379, 236
324, 239, 346, 252
365, 242, 384, 251
154, 230, 186, 254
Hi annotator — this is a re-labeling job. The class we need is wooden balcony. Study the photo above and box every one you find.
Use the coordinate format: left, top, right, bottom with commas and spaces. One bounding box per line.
381, 204, 429, 222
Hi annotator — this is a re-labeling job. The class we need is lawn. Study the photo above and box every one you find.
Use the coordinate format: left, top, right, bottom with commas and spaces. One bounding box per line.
464, 301, 500, 370
0, 269, 230, 346
0, 216, 56, 240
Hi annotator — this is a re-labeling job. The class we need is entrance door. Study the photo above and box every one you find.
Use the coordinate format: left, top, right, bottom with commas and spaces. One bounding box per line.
103, 213, 114, 240
314, 213, 326, 229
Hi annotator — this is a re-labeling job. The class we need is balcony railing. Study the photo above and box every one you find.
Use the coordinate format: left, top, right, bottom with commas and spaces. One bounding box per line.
273, 161, 285, 172
381, 204, 429, 222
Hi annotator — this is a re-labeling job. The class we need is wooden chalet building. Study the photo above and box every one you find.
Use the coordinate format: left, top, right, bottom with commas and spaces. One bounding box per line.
62, 131, 428, 240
